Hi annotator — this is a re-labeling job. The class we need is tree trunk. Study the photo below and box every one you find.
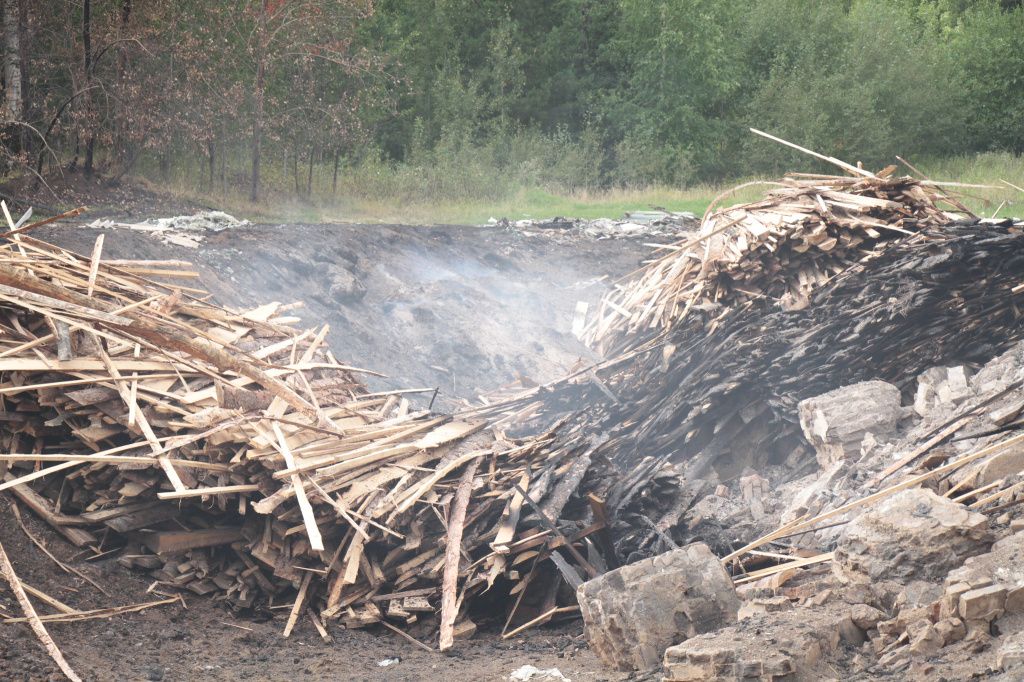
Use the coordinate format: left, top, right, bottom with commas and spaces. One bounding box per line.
3, 0, 23, 122
82, 0, 95, 176
292, 142, 300, 196
249, 0, 267, 202
110, 0, 131, 171
332, 149, 340, 196
306, 145, 314, 197
207, 139, 215, 190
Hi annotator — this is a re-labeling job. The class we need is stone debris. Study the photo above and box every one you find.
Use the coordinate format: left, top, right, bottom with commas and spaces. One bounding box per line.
833, 488, 993, 584
662, 608, 846, 681
915, 366, 973, 417
586, 336, 1024, 680
576, 543, 738, 671
998, 632, 1024, 671
798, 380, 905, 467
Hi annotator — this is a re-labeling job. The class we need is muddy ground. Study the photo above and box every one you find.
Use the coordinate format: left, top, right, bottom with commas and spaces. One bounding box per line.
1, 218, 655, 681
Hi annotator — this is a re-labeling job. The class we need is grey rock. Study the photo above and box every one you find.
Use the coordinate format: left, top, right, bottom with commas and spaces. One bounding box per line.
834, 488, 992, 584
577, 542, 738, 672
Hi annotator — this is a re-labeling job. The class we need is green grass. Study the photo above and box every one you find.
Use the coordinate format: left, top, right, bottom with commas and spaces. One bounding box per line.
159, 178, 779, 226
915, 152, 1024, 218
140, 151, 1023, 225
322, 186, 720, 225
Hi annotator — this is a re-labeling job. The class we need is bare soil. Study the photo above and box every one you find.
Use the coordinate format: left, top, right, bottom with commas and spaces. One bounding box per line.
36, 221, 650, 410
1, 216, 653, 681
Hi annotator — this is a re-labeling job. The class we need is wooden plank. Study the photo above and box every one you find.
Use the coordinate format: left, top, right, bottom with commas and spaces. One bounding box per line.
157, 484, 260, 500
439, 458, 480, 651
142, 528, 244, 554
272, 423, 324, 552
0, 537, 82, 682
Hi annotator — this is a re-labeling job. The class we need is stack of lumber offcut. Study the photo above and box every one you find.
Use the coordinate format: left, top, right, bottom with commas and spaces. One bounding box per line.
0, 221, 613, 644
585, 167, 966, 355
469, 149, 1024, 559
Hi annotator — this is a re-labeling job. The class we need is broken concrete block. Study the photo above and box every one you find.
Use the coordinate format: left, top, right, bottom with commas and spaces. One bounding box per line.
998, 632, 1024, 671
849, 603, 887, 631
946, 532, 1024, 618
577, 542, 738, 671
915, 366, 973, 416
737, 595, 792, 619
907, 619, 943, 656
942, 582, 973, 619
834, 488, 993, 584
798, 380, 903, 466
971, 342, 1024, 394
977, 443, 1024, 485
663, 608, 843, 682
958, 584, 1007, 621
739, 472, 769, 501
934, 617, 966, 645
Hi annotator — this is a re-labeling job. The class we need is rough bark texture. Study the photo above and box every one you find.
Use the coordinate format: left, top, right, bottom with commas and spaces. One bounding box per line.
249, 0, 267, 202
2, 0, 22, 121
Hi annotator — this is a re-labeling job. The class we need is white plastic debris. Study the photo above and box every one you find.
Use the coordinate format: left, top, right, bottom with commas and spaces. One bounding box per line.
377, 657, 401, 668
86, 211, 250, 248
508, 665, 569, 682
494, 211, 696, 240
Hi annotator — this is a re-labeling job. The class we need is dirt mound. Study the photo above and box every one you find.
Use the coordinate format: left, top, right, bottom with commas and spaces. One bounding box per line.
38, 221, 651, 411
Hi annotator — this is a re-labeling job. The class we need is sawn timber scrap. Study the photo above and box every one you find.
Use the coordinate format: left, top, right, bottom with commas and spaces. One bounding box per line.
469, 170, 1024, 559
0, 224, 613, 646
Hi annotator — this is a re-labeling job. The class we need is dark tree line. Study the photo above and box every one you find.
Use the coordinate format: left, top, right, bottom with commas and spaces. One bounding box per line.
0, 0, 1022, 200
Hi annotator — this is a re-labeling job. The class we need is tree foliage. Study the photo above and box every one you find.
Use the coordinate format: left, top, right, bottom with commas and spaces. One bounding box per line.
2, 0, 1022, 196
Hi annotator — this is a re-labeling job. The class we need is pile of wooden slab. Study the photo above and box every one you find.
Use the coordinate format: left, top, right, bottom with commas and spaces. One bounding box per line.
0, 221, 611, 645
585, 167, 966, 355
471, 157, 1024, 558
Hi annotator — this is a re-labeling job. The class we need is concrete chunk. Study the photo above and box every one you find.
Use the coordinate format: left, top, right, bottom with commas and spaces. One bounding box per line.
798, 380, 903, 466
663, 608, 843, 681
834, 488, 992, 584
958, 584, 1007, 621
577, 542, 738, 672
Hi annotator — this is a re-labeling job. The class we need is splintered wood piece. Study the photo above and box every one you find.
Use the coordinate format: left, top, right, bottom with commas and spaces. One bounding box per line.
86, 234, 104, 297
6, 483, 96, 547
439, 458, 480, 651
0, 537, 82, 682
283, 572, 312, 638
501, 605, 580, 640
157, 484, 260, 500
0, 597, 179, 624
272, 423, 324, 552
